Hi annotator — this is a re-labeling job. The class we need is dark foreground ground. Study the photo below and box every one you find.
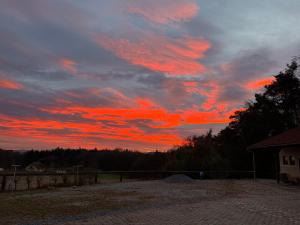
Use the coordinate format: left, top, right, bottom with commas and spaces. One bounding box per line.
1, 179, 299, 225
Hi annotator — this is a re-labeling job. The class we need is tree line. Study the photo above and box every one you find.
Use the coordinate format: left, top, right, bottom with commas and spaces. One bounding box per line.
1, 60, 299, 177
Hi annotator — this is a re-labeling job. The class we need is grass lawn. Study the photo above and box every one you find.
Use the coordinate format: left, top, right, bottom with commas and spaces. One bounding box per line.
0, 186, 149, 224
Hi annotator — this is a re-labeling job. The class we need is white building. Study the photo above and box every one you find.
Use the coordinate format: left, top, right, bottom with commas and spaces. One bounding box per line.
248, 127, 300, 184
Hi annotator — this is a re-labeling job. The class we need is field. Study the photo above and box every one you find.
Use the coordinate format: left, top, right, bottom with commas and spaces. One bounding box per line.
0, 179, 299, 225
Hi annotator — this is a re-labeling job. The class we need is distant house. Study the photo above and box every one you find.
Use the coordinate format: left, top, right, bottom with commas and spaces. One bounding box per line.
25, 161, 46, 172
248, 127, 300, 184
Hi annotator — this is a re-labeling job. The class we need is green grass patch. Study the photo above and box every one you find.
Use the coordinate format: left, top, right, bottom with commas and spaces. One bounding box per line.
0, 188, 146, 224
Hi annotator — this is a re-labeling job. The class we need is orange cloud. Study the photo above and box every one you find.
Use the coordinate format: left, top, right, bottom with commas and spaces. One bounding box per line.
0, 114, 182, 149
182, 110, 231, 125
136, 98, 157, 108
0, 89, 239, 150
58, 58, 77, 74
184, 81, 222, 111
199, 82, 221, 111
245, 77, 274, 89
94, 33, 211, 75
42, 106, 182, 129
42, 93, 236, 129
0, 78, 23, 90
127, 0, 199, 24
0, 84, 242, 150
183, 81, 198, 88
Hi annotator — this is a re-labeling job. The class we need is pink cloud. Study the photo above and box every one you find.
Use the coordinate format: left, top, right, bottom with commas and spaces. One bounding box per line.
127, 0, 199, 24
0, 77, 23, 90
58, 58, 77, 74
94, 33, 211, 75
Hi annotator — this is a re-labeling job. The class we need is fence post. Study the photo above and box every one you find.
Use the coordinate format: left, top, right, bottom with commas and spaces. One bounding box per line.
1, 175, 6, 192
94, 172, 98, 184
74, 171, 76, 186
252, 151, 256, 182
14, 177, 17, 191
120, 173, 123, 182
37, 176, 41, 189
275, 150, 280, 184
26, 175, 30, 190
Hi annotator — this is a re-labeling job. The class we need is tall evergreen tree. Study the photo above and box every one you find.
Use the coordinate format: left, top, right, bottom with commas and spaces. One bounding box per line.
217, 59, 300, 172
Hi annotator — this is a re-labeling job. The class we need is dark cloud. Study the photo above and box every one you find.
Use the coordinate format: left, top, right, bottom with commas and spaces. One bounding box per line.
0, 85, 132, 123
218, 84, 249, 102
136, 74, 206, 110
223, 48, 277, 82
212, 48, 279, 104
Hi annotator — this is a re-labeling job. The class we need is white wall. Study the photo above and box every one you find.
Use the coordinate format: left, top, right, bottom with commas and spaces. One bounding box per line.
279, 147, 300, 181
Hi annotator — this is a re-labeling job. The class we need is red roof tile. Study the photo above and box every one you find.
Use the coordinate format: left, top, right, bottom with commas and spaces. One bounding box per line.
248, 127, 300, 150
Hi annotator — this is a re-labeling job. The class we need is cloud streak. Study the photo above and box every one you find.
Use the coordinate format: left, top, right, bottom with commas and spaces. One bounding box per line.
127, 0, 199, 24
0, 73, 24, 90
95, 33, 211, 75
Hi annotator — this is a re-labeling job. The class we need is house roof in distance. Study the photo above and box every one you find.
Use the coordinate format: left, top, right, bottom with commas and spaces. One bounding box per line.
248, 127, 300, 150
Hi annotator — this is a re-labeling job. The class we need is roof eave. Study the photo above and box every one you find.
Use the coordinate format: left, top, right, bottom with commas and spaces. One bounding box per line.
247, 143, 300, 151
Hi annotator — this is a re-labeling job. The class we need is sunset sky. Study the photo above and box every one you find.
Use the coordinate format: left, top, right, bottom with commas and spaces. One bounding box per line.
1, 0, 300, 151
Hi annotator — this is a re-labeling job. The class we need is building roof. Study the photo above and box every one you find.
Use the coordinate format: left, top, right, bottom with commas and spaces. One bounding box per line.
248, 127, 300, 150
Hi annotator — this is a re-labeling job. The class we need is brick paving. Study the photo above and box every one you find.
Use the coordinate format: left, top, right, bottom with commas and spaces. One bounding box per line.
59, 180, 300, 225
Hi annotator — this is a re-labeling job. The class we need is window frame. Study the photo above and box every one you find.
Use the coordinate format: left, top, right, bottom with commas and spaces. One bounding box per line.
282, 155, 289, 165
289, 155, 296, 166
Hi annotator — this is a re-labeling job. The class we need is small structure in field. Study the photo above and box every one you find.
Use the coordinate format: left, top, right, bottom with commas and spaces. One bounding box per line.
248, 127, 300, 184
25, 161, 46, 172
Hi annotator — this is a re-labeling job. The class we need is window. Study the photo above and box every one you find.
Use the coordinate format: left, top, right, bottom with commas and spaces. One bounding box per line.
289, 156, 296, 165
282, 156, 288, 165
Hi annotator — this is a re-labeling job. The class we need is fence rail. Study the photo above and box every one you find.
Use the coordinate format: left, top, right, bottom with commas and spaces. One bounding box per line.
0, 170, 255, 192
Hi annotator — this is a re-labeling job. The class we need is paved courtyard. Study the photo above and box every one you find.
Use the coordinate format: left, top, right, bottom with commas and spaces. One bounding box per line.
62, 180, 300, 225
1, 179, 300, 225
